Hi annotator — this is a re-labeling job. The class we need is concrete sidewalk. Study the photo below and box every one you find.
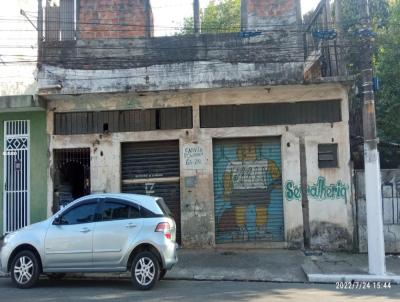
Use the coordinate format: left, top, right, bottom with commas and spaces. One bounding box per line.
166, 249, 400, 283
168, 249, 307, 282
1, 249, 400, 283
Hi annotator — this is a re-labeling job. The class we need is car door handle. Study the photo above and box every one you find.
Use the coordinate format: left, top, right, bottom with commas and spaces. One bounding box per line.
80, 227, 91, 233
125, 223, 137, 229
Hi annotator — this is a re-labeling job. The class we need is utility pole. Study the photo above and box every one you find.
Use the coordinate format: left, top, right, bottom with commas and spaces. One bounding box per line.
300, 137, 311, 249
193, 0, 200, 34
359, 0, 386, 275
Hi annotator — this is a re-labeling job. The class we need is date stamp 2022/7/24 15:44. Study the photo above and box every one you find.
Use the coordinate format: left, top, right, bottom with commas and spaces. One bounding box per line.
336, 281, 392, 290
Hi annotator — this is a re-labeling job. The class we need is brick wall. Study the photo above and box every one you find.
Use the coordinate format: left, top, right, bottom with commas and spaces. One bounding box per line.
78, 0, 153, 39
244, 0, 301, 30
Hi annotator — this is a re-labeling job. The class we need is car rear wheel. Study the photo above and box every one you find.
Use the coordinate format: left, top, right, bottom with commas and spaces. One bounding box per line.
131, 251, 160, 290
10, 251, 40, 289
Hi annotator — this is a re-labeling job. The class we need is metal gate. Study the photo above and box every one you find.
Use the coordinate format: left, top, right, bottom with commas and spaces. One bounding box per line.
121, 141, 181, 243
3, 120, 30, 234
213, 137, 284, 244
355, 169, 400, 253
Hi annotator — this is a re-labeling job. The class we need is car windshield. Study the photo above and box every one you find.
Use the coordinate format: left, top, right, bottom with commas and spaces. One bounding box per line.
156, 198, 172, 217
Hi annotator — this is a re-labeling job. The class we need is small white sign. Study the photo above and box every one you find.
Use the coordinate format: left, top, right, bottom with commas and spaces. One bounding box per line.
183, 144, 205, 170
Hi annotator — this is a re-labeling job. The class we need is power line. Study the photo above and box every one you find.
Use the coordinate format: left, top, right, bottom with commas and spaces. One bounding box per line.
1, 41, 398, 61
1, 40, 399, 67
0, 15, 379, 31
0, 43, 372, 54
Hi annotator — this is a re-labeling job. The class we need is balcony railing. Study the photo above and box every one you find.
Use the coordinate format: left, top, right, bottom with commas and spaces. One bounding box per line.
303, 0, 341, 79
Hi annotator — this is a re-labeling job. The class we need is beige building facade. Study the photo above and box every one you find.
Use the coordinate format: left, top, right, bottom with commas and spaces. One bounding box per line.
43, 82, 354, 249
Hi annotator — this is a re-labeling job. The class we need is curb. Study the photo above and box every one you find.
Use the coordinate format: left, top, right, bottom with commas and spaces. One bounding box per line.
301, 261, 322, 276
0, 271, 309, 283
4, 272, 399, 285
301, 258, 400, 285
307, 273, 400, 285
56, 273, 307, 284
0, 271, 286, 282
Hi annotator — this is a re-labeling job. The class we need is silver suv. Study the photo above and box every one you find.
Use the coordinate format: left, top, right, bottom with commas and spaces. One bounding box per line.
0, 193, 178, 290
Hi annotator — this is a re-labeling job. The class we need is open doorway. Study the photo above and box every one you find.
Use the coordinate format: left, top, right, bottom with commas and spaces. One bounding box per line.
53, 148, 90, 213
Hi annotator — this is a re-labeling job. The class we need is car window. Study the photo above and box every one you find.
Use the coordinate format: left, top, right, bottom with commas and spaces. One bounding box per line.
60, 202, 97, 225
140, 206, 163, 218
156, 198, 173, 217
101, 199, 140, 221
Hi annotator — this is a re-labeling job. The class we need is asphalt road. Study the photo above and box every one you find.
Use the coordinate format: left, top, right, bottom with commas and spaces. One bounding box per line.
0, 278, 398, 302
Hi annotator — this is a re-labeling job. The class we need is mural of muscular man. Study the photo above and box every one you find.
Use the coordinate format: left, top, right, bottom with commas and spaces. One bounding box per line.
221, 143, 281, 241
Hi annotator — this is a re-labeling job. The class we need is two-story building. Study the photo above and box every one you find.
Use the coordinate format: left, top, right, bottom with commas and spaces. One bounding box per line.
36, 0, 354, 250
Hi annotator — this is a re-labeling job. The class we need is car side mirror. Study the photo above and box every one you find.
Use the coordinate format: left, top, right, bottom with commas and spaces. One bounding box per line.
53, 216, 62, 225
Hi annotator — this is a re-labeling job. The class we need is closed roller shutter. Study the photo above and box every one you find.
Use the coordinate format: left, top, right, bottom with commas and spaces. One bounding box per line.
121, 141, 181, 244
213, 137, 284, 244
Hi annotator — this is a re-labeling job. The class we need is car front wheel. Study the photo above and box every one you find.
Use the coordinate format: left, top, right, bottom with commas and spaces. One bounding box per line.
131, 251, 160, 290
10, 251, 40, 289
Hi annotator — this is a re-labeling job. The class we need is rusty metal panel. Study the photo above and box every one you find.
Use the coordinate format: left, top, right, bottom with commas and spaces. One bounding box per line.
200, 100, 342, 128
121, 140, 181, 244
54, 112, 62, 135
213, 137, 284, 244
45, 6, 60, 41
159, 107, 193, 130
60, 0, 75, 41
87, 112, 94, 133
54, 107, 193, 135
145, 109, 156, 131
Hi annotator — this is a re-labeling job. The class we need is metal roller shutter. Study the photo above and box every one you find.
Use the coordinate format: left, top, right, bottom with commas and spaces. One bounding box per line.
121, 140, 181, 244
213, 137, 284, 244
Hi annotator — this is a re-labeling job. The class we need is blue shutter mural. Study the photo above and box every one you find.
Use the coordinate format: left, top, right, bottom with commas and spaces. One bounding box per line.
213, 137, 284, 243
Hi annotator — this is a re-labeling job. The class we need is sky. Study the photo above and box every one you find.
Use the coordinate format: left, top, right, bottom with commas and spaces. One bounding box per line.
151, 0, 321, 36
0, 0, 321, 95
0, 0, 37, 94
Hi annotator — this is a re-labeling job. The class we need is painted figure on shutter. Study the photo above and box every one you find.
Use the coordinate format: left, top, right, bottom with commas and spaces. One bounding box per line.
214, 142, 283, 242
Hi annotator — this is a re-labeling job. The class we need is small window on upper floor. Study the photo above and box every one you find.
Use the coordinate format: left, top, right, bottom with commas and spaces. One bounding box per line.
318, 144, 338, 168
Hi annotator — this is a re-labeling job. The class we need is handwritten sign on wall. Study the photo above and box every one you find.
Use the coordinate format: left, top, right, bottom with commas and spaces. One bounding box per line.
183, 143, 205, 170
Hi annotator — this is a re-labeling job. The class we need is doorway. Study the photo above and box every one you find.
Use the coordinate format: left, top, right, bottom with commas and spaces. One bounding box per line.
53, 148, 90, 212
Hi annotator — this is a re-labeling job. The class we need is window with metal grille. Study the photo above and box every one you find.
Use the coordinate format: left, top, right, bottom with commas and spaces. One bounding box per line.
54, 107, 193, 135
318, 144, 338, 168
200, 100, 342, 128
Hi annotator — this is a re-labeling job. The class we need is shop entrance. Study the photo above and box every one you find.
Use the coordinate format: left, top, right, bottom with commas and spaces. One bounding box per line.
213, 137, 284, 244
53, 148, 90, 212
